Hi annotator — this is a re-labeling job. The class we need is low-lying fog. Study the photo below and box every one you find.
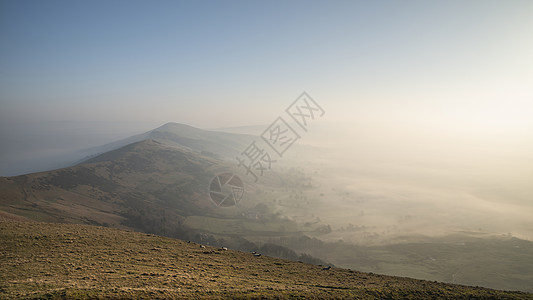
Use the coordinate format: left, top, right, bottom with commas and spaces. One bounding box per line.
0, 121, 162, 176
281, 113, 533, 243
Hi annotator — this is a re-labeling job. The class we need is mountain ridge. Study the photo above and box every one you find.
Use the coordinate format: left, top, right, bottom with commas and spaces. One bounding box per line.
77, 122, 255, 164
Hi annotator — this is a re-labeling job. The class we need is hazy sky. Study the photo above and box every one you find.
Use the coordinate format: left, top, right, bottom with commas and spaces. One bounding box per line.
1, 0, 532, 131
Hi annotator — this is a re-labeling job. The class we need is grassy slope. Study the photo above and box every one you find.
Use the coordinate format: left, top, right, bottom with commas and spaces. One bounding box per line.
1, 220, 531, 299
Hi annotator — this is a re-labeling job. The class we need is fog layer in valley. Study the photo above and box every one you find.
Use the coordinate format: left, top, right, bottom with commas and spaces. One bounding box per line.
278, 111, 533, 244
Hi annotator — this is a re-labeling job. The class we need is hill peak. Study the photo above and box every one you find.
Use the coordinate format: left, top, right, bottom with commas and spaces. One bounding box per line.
154, 122, 205, 132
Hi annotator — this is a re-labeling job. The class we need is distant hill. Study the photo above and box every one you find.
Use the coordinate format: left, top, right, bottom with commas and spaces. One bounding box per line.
0, 140, 219, 230
78, 122, 255, 163
1, 220, 530, 299
0, 122, 255, 176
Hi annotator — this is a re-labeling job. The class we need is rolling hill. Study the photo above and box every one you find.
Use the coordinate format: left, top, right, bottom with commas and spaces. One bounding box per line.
0, 137, 325, 264
78, 122, 255, 162
0, 139, 220, 231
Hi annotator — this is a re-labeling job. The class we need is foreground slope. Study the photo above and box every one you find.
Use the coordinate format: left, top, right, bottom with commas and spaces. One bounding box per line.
1, 220, 531, 299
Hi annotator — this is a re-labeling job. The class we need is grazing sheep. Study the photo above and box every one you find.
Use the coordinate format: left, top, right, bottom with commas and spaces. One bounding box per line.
322, 266, 331, 270
221, 247, 228, 251
253, 253, 261, 257
200, 245, 206, 248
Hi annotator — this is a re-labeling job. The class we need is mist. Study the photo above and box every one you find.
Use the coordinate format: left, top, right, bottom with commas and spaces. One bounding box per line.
0, 120, 162, 176
279, 110, 533, 243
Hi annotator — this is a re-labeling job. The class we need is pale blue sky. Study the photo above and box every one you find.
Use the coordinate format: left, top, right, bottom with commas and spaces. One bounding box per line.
1, 0, 532, 130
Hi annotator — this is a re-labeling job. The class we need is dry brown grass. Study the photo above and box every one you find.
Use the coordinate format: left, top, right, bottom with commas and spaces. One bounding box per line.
1, 220, 531, 299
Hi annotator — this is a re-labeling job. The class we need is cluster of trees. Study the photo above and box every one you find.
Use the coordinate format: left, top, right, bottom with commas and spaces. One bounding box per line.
338, 223, 366, 232
258, 243, 330, 266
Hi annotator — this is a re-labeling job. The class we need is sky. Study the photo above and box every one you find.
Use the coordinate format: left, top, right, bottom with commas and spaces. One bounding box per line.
1, 0, 533, 179
1, 0, 532, 129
